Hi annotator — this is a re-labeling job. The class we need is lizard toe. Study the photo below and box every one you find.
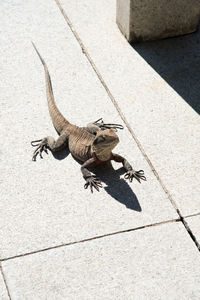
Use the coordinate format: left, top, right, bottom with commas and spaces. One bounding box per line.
84, 176, 102, 193
31, 138, 48, 161
124, 170, 146, 183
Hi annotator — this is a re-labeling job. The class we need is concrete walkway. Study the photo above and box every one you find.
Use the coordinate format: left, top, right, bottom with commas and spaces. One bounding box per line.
0, 1, 199, 299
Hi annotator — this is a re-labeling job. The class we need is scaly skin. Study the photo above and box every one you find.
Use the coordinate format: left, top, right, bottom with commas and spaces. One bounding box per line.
31, 42, 146, 192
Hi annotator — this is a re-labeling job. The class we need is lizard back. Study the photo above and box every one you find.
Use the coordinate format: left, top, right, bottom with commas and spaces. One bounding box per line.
68, 126, 95, 162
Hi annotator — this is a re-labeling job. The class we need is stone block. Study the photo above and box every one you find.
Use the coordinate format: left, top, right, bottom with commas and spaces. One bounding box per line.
117, 0, 200, 42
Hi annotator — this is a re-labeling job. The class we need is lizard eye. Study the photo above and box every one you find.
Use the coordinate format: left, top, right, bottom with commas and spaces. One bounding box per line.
93, 136, 105, 145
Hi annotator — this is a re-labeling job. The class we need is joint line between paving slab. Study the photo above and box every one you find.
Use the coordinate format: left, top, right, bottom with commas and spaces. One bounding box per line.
0, 264, 12, 300
55, 0, 200, 253
184, 212, 200, 219
183, 211, 200, 250
1, 218, 180, 262
182, 218, 200, 251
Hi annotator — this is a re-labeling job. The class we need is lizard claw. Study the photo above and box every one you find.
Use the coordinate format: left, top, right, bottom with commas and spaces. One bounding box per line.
94, 118, 124, 132
31, 139, 43, 147
124, 170, 146, 183
84, 176, 103, 193
31, 138, 48, 161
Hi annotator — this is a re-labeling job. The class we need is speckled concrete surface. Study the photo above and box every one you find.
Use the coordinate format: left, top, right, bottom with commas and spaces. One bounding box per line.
2, 222, 200, 300
0, 1, 178, 258
0, 0, 199, 298
59, 0, 200, 216
0, 0, 178, 260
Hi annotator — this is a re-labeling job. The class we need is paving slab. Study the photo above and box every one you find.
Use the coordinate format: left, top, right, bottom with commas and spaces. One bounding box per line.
0, 269, 9, 300
186, 215, 200, 245
0, 1, 178, 259
58, 0, 200, 216
2, 222, 200, 300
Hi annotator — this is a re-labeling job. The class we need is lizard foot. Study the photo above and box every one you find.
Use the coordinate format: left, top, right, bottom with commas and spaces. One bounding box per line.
124, 170, 146, 183
84, 176, 103, 193
31, 138, 48, 161
94, 118, 124, 132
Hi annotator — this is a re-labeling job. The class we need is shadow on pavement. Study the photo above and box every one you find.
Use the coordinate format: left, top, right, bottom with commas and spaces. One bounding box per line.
94, 162, 142, 212
132, 29, 200, 114
52, 147, 70, 160
52, 148, 142, 211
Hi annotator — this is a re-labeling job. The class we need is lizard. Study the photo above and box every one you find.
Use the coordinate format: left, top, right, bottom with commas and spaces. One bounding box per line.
31, 42, 146, 192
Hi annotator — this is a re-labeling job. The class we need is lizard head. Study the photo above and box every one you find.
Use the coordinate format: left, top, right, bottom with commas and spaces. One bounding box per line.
92, 129, 119, 161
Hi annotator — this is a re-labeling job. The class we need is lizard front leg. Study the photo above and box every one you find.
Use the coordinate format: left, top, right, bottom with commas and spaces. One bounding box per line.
31, 132, 68, 161
112, 153, 146, 183
81, 158, 102, 193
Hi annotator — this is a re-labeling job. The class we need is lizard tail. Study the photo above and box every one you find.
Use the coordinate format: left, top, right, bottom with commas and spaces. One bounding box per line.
32, 41, 70, 134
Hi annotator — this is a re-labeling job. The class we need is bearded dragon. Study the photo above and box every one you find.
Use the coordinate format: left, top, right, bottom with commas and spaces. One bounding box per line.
31, 42, 146, 192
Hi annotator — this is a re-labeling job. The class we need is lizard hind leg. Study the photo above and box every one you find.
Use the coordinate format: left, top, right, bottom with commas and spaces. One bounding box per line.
31, 133, 68, 161
93, 118, 124, 132
85, 118, 124, 135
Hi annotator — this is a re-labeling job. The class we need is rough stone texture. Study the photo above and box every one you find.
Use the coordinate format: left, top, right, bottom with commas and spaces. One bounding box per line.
186, 215, 200, 245
0, 0, 178, 260
0, 269, 9, 300
117, 0, 200, 42
2, 222, 200, 300
59, 0, 200, 216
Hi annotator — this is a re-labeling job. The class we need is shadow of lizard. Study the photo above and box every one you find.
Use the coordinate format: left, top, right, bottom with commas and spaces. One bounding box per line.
73, 157, 142, 211
45, 147, 141, 211
52, 147, 70, 160
95, 162, 142, 211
